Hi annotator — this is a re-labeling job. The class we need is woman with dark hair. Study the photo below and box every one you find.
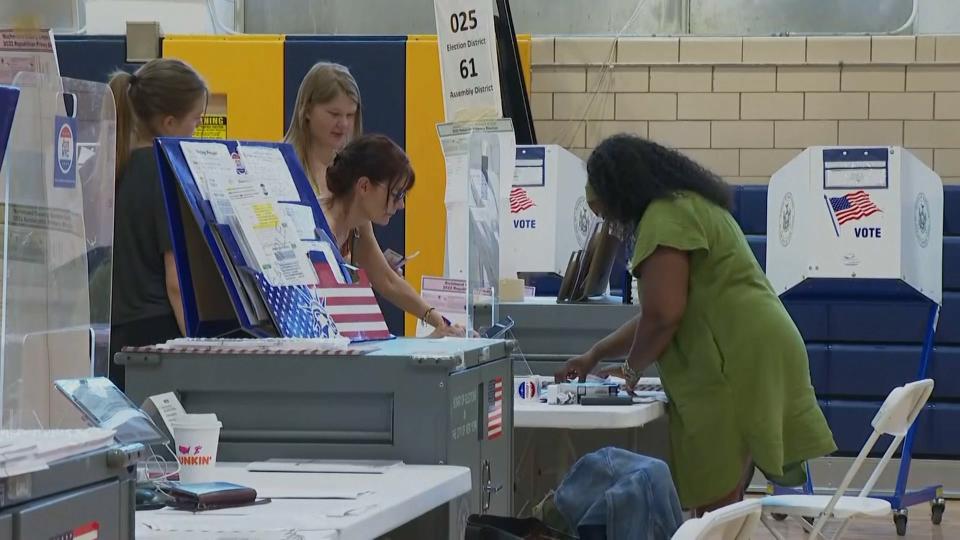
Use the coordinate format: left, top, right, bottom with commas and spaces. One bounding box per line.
556, 134, 836, 516
320, 134, 464, 337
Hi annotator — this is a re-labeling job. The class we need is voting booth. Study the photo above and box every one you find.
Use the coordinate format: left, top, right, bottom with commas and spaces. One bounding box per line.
502, 145, 591, 279
767, 146, 942, 302
766, 146, 944, 534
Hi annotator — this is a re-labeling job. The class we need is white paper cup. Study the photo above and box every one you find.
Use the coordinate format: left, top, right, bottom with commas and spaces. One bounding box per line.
514, 377, 540, 401
172, 414, 222, 483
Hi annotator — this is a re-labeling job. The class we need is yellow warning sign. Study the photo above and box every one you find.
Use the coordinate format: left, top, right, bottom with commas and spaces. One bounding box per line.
193, 115, 227, 139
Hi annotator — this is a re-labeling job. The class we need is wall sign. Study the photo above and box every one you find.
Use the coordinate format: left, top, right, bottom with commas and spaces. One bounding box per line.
434, 0, 502, 121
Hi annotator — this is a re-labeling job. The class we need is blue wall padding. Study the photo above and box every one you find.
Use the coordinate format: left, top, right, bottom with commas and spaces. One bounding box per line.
734, 185, 768, 234
823, 400, 940, 456
733, 184, 960, 458
55, 35, 143, 82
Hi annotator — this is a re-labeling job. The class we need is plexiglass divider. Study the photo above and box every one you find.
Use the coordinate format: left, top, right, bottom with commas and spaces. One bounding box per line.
0, 72, 115, 427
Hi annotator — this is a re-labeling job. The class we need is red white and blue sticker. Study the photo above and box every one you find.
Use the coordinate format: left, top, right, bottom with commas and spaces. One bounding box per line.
50, 521, 98, 540
487, 377, 503, 440
53, 115, 77, 189
231, 151, 246, 175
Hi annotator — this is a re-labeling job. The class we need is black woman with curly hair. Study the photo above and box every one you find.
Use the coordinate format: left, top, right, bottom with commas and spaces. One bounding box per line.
556, 134, 836, 516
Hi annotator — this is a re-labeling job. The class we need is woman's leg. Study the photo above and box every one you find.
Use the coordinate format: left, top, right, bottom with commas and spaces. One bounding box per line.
692, 457, 755, 518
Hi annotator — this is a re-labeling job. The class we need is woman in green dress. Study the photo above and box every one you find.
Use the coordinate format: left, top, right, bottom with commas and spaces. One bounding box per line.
556, 134, 837, 516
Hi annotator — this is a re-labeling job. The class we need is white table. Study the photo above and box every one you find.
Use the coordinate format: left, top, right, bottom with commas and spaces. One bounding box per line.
512, 400, 668, 515
514, 400, 666, 429
136, 463, 471, 540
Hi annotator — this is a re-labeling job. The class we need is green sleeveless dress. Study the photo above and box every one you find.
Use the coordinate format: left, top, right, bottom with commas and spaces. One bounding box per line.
629, 191, 837, 509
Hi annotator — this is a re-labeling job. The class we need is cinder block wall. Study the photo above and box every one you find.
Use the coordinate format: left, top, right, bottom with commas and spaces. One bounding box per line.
531, 35, 960, 184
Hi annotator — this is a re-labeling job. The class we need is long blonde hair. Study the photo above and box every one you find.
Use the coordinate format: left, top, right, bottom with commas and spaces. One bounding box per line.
284, 62, 363, 182
108, 58, 207, 180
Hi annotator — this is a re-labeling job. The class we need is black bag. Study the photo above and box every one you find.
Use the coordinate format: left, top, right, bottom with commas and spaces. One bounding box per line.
465, 515, 579, 540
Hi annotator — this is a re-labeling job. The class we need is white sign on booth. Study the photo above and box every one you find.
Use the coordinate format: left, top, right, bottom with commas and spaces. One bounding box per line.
501, 145, 595, 278
433, 0, 502, 121
767, 146, 943, 304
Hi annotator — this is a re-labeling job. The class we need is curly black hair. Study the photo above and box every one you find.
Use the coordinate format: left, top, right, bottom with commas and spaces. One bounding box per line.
586, 134, 733, 226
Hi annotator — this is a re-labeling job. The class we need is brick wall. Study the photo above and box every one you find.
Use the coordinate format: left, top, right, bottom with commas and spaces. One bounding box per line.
531, 35, 960, 184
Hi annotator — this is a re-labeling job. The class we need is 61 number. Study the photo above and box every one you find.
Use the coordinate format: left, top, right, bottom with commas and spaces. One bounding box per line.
459, 58, 478, 79
450, 10, 478, 33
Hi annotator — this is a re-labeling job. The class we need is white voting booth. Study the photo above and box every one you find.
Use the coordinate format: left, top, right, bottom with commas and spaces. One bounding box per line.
767, 146, 942, 302
766, 146, 944, 534
501, 145, 591, 278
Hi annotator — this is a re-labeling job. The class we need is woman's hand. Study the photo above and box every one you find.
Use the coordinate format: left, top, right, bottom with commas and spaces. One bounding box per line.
427, 322, 467, 338
597, 364, 626, 380
555, 351, 601, 383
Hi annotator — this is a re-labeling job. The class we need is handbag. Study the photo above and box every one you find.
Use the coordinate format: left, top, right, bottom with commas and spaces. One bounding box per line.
465, 515, 579, 540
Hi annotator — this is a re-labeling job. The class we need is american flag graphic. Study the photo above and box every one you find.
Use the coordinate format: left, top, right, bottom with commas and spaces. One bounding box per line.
509, 187, 536, 214
255, 274, 340, 339
487, 377, 503, 440
51, 522, 99, 540
312, 257, 391, 341
829, 190, 881, 226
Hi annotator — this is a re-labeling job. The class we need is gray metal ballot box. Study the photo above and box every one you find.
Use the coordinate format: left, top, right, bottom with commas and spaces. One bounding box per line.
477, 297, 641, 374
0, 445, 141, 540
118, 337, 513, 535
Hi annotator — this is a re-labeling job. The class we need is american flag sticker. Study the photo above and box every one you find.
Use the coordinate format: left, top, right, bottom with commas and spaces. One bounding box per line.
487, 377, 503, 440
312, 257, 391, 341
509, 187, 535, 214
825, 190, 881, 236
254, 274, 340, 339
50, 522, 98, 540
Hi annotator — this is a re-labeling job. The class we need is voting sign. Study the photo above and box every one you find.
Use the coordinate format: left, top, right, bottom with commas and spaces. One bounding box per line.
53, 115, 77, 188
434, 0, 502, 121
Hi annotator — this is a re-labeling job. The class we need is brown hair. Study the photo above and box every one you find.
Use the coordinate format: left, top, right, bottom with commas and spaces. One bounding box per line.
326, 134, 414, 204
284, 62, 363, 181
109, 58, 207, 179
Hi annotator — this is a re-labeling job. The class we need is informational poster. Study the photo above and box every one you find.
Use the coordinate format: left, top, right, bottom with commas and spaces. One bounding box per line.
0, 28, 60, 85
416, 276, 468, 337
180, 141, 239, 220
433, 0, 502, 121
180, 140, 318, 287
238, 145, 301, 202
280, 203, 317, 240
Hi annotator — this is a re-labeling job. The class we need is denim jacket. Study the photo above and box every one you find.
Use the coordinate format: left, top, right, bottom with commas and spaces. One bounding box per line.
555, 447, 684, 540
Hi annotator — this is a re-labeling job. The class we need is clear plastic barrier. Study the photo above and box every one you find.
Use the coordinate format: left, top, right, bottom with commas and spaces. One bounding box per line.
466, 133, 501, 334
0, 72, 115, 427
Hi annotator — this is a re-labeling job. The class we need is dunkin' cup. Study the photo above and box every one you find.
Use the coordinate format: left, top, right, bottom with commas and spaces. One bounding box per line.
172, 414, 222, 483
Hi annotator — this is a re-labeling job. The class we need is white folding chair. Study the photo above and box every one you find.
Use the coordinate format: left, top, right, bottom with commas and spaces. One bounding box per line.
760, 379, 935, 540
672, 499, 762, 539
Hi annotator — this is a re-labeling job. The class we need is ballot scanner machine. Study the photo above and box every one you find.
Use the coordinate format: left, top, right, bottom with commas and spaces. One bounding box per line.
475, 298, 640, 374
0, 444, 142, 540
118, 337, 513, 534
